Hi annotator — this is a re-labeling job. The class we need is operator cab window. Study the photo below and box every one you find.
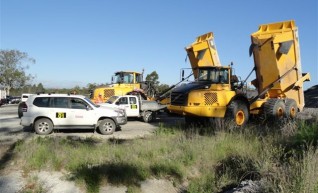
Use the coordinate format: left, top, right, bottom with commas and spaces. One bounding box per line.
136, 74, 142, 83
198, 68, 229, 84
123, 73, 133, 83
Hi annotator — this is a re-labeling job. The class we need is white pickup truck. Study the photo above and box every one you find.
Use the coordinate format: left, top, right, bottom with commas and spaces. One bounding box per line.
100, 95, 167, 123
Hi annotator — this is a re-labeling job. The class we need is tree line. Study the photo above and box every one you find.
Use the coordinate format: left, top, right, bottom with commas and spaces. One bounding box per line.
1, 49, 170, 97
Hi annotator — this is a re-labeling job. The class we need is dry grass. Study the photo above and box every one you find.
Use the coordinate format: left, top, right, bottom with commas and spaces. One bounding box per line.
10, 119, 318, 193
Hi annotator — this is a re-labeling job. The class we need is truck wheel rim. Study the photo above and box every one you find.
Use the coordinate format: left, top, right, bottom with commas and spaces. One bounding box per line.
277, 108, 284, 118
235, 111, 245, 126
290, 107, 296, 118
102, 122, 113, 132
38, 122, 49, 132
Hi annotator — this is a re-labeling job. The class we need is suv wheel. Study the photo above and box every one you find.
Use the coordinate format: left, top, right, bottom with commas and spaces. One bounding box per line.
98, 119, 115, 135
34, 118, 53, 135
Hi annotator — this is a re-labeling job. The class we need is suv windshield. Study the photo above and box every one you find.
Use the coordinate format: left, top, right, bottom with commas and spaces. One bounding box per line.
197, 68, 229, 84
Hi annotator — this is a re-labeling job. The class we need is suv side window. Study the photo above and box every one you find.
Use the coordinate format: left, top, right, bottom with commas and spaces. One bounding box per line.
70, 98, 88, 109
51, 97, 69, 108
33, 97, 49, 107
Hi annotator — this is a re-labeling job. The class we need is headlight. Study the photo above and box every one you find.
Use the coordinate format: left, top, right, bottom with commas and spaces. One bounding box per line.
115, 109, 125, 117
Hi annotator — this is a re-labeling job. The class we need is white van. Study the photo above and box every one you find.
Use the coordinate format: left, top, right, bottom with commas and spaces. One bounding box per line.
21, 93, 33, 102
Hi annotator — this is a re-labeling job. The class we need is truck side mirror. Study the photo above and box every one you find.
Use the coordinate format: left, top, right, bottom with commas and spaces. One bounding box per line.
182, 70, 185, 81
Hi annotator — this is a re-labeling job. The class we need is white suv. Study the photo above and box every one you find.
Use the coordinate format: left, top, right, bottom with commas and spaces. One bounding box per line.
20, 94, 127, 135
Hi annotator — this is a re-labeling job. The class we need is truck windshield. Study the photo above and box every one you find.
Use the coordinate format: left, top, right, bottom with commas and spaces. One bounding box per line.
106, 96, 119, 104
198, 68, 229, 84
114, 72, 134, 83
85, 97, 99, 107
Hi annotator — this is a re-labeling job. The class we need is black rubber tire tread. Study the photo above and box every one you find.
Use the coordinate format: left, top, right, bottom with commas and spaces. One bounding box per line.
264, 99, 286, 119
34, 118, 54, 135
143, 111, 154, 123
225, 100, 249, 126
98, 119, 116, 135
285, 98, 298, 119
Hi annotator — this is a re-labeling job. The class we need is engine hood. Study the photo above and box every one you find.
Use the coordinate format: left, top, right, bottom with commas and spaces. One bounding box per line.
172, 82, 210, 94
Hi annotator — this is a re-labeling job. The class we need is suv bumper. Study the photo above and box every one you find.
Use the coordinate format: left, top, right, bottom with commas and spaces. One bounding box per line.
20, 116, 33, 127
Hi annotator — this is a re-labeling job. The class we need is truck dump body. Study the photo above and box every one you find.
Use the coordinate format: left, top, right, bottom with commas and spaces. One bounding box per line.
186, 32, 221, 79
251, 20, 310, 111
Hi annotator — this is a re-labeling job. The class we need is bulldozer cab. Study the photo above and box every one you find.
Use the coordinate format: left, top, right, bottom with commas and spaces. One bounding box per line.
186, 32, 221, 79
112, 71, 143, 84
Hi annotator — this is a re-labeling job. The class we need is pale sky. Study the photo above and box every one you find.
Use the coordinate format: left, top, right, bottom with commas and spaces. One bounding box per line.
1, 0, 317, 89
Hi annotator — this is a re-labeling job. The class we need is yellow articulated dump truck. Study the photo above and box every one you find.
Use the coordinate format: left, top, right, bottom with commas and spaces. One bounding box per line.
168, 20, 310, 126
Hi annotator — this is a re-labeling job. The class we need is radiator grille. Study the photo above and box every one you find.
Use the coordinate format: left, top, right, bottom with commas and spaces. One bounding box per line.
104, 89, 115, 98
204, 92, 218, 105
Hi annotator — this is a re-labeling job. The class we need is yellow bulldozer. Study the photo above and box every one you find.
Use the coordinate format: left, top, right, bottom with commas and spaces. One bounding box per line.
168, 20, 310, 125
90, 70, 172, 104
91, 71, 153, 103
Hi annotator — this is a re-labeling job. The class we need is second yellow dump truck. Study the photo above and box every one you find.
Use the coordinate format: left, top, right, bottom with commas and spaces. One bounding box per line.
168, 20, 310, 125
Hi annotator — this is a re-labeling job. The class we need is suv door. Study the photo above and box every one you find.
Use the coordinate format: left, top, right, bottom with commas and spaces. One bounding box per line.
67, 97, 95, 127
49, 97, 72, 126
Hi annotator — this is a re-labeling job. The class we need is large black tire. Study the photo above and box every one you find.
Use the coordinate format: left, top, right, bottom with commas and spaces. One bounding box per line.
143, 111, 155, 123
226, 100, 249, 126
98, 119, 116, 135
264, 99, 285, 119
34, 118, 53, 135
285, 99, 298, 119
